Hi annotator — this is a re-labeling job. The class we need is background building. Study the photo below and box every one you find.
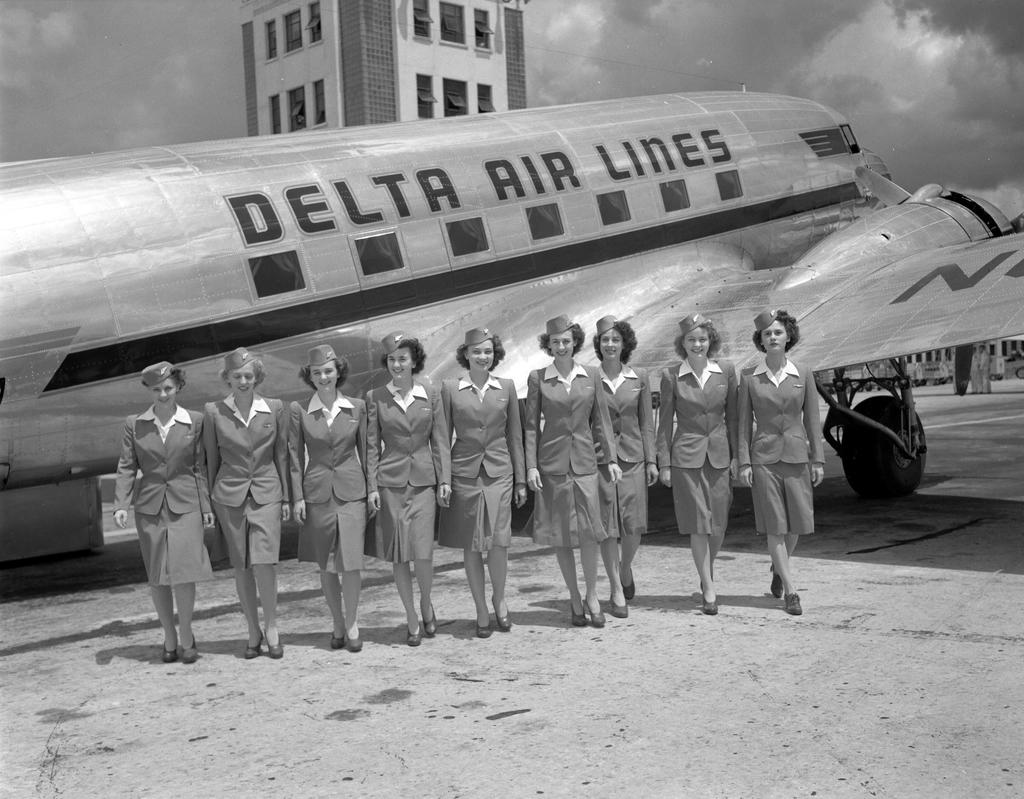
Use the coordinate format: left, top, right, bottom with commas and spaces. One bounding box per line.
239, 0, 527, 135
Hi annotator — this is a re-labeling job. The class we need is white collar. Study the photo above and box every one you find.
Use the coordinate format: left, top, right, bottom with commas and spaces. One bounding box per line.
458, 374, 502, 391
306, 393, 354, 414
137, 405, 192, 424
601, 365, 637, 380
224, 394, 271, 413
752, 359, 800, 377
543, 362, 587, 382
678, 360, 723, 378
386, 381, 428, 400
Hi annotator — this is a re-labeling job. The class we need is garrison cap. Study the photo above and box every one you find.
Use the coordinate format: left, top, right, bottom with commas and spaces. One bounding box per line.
595, 315, 617, 335
306, 344, 337, 366
463, 328, 493, 346
141, 361, 174, 387
545, 315, 572, 335
223, 347, 255, 372
381, 331, 407, 354
678, 313, 709, 335
754, 309, 778, 331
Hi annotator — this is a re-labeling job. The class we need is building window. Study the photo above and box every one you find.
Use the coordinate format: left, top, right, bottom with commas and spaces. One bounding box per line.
285, 9, 303, 52
446, 218, 489, 256
356, 233, 405, 275
248, 251, 305, 297
307, 2, 321, 43
660, 179, 690, 212
443, 79, 467, 117
477, 83, 494, 113
288, 86, 306, 131
716, 170, 743, 201
266, 20, 277, 59
313, 79, 325, 125
526, 204, 564, 240
413, 0, 432, 38
474, 8, 492, 49
597, 191, 631, 225
417, 74, 436, 119
440, 2, 464, 44
270, 94, 281, 134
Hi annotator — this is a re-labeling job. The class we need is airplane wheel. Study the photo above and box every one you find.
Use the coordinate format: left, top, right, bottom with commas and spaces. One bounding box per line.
831, 396, 925, 498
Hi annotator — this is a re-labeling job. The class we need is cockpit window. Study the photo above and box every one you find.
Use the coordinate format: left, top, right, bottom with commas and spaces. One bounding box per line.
840, 124, 860, 154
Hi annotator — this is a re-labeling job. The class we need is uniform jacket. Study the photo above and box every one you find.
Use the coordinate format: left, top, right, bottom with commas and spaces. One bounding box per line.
738, 359, 825, 466
365, 381, 451, 492
441, 375, 526, 482
524, 363, 617, 476
113, 407, 211, 515
203, 396, 289, 507
657, 360, 738, 469
599, 366, 656, 466
288, 394, 368, 503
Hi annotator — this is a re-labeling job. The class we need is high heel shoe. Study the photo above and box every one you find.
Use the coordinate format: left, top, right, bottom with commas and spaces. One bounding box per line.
621, 576, 636, 601
701, 598, 719, 616
244, 631, 264, 660
610, 598, 629, 619
265, 630, 284, 659
476, 620, 493, 638
180, 636, 199, 664
344, 635, 363, 653
422, 605, 437, 638
492, 599, 512, 632
330, 633, 346, 650
588, 607, 606, 628
407, 625, 422, 647
161, 645, 179, 664
570, 602, 588, 627
770, 566, 783, 599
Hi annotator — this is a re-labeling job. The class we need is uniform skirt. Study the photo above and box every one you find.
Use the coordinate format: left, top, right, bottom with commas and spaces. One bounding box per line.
751, 462, 815, 535
365, 484, 436, 563
438, 471, 513, 551
598, 459, 649, 538
532, 469, 608, 548
135, 501, 213, 586
671, 462, 732, 537
213, 495, 282, 568
298, 496, 367, 572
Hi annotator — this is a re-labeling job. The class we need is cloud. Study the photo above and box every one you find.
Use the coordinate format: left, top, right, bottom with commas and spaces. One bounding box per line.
890, 0, 1024, 58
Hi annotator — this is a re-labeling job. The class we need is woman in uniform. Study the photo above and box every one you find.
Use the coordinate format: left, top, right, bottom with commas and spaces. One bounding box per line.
438, 328, 527, 638
738, 309, 824, 616
365, 332, 451, 646
525, 315, 620, 628
289, 344, 368, 654
204, 347, 290, 658
113, 361, 214, 664
592, 316, 657, 617
657, 313, 738, 615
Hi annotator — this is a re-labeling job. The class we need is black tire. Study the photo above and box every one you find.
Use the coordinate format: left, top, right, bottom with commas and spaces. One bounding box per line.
829, 396, 925, 498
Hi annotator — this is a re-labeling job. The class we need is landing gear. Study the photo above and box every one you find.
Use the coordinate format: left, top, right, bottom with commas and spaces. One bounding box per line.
821, 359, 926, 498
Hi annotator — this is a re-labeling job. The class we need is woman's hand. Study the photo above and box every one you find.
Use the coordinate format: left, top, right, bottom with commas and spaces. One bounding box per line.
202, 513, 215, 528
810, 463, 825, 487
646, 463, 659, 487
280, 502, 291, 522
293, 500, 306, 524
608, 463, 623, 484
113, 509, 128, 529
437, 483, 451, 508
514, 483, 528, 508
739, 464, 753, 487
729, 458, 739, 480
659, 467, 672, 488
527, 468, 543, 492
367, 491, 381, 516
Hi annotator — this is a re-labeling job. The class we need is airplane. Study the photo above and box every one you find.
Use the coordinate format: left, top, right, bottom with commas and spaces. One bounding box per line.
2, 90, 1022, 560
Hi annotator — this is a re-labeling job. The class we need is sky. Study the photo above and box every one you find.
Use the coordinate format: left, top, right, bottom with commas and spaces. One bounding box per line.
1, 0, 1022, 217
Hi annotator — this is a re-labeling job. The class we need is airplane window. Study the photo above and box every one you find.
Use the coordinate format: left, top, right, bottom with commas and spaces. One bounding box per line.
597, 191, 631, 225
356, 232, 405, 275
660, 179, 690, 212
447, 217, 489, 256
247, 250, 306, 298
0, 377, 5, 405
716, 170, 743, 201
840, 124, 860, 154
526, 203, 564, 240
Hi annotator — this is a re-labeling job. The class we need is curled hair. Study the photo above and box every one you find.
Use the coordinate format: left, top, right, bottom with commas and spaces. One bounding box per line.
298, 357, 350, 390
379, 337, 427, 374
538, 323, 585, 356
143, 366, 187, 391
674, 320, 721, 359
593, 320, 638, 363
220, 358, 266, 386
752, 309, 799, 352
455, 334, 506, 371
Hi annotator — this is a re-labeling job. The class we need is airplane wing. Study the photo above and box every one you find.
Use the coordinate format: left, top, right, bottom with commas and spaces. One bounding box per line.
777, 233, 1024, 371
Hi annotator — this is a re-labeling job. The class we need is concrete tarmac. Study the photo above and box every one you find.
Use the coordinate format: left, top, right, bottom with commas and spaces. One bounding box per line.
1, 382, 1022, 798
